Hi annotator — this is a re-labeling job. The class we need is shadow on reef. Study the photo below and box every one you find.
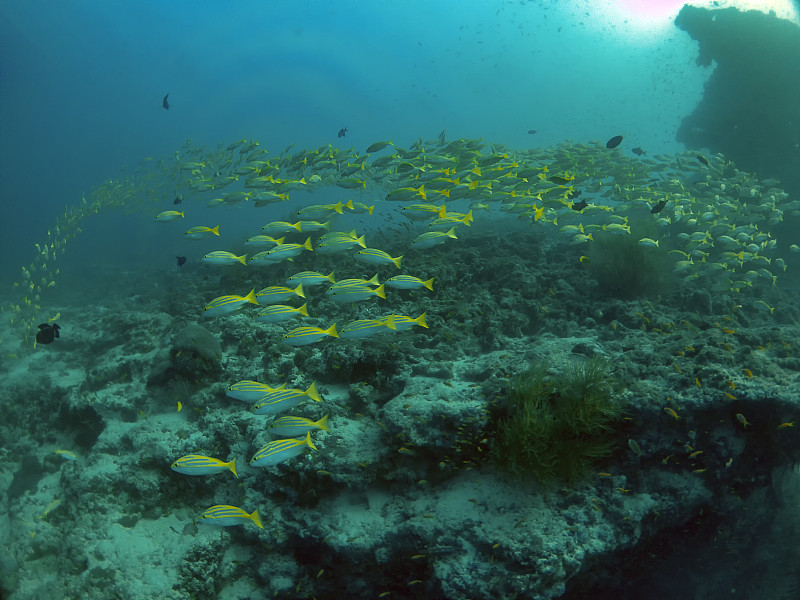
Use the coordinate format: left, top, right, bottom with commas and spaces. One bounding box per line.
561, 462, 800, 600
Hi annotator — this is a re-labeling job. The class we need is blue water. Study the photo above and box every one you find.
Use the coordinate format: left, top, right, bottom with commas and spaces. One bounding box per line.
0, 0, 719, 285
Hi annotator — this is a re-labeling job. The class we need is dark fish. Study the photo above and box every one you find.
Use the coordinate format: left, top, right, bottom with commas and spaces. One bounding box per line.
173, 194, 182, 205
162, 93, 170, 110
527, 129, 537, 135
176, 256, 187, 268
696, 154, 709, 166
571, 198, 588, 211
549, 175, 572, 185
567, 189, 582, 200
35, 323, 60, 345
606, 135, 623, 149
651, 200, 667, 214
337, 127, 348, 138
631, 147, 646, 156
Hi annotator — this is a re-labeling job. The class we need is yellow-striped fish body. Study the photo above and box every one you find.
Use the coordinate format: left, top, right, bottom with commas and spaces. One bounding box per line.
387, 313, 428, 331
269, 415, 330, 437
286, 271, 335, 287
264, 238, 313, 262
184, 225, 220, 239
329, 284, 386, 304
197, 505, 262, 528
411, 227, 457, 250
155, 211, 184, 222
255, 303, 309, 323
261, 221, 302, 234
256, 284, 304, 304
201, 251, 247, 266
355, 248, 403, 269
252, 383, 322, 415
248, 250, 282, 266
250, 432, 317, 467
171, 455, 238, 477
203, 290, 258, 317
339, 318, 396, 339
282, 324, 338, 346
227, 380, 286, 402
385, 275, 434, 291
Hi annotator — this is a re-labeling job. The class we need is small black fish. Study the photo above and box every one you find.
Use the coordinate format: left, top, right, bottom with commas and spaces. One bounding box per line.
549, 175, 572, 185
162, 93, 170, 110
571, 198, 588, 211
173, 194, 182, 205
696, 154, 709, 166
176, 256, 187, 268
36, 323, 60, 345
606, 135, 624, 149
631, 147, 646, 156
337, 127, 348, 138
651, 200, 667, 214
527, 129, 537, 135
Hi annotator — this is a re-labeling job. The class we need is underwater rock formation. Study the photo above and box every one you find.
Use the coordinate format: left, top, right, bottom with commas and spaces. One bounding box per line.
675, 5, 800, 195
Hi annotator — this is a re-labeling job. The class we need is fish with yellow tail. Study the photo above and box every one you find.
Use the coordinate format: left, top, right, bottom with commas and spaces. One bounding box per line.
255, 303, 309, 323
252, 382, 323, 415
282, 324, 338, 346
250, 431, 318, 467
197, 505, 262, 528
203, 289, 258, 317
269, 415, 330, 437
355, 248, 403, 269
184, 225, 220, 240
384, 313, 428, 331
227, 380, 287, 402
201, 251, 247, 266
410, 227, 457, 250
385, 275, 434, 291
154, 210, 184, 222
171, 455, 238, 478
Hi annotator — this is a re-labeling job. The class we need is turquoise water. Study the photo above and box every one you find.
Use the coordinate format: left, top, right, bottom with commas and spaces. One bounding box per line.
3, 2, 800, 599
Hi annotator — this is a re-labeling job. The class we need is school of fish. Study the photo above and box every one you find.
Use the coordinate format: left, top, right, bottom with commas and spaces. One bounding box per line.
3, 131, 795, 524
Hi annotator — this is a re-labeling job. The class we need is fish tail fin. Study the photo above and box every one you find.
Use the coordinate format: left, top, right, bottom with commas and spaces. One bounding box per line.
393, 255, 403, 269
229, 459, 238, 478
295, 283, 305, 298
305, 431, 318, 451
384, 316, 396, 330
306, 382, 322, 402
423, 278, 434, 291
211, 225, 220, 236
250, 510, 263, 529
316, 414, 330, 432
244, 289, 258, 305
416, 312, 429, 328
326, 323, 338, 338
298, 303, 309, 317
